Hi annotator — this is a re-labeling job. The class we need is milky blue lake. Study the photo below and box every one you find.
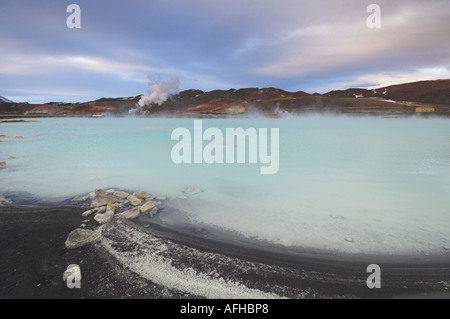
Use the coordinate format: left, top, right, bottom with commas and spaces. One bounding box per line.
1, 115, 449, 255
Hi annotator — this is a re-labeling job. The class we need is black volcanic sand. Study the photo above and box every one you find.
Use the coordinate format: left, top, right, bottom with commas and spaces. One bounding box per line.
0, 206, 449, 299
0, 206, 193, 299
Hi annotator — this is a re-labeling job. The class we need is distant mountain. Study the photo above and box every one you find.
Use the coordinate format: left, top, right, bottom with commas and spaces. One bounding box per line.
325, 79, 450, 106
0, 96, 14, 103
1, 80, 449, 118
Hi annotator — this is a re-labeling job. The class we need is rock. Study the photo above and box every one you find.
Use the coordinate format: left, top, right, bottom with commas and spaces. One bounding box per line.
80, 224, 86, 228
82, 219, 89, 223
65, 228, 99, 249
444, 246, 450, 251
106, 189, 115, 194
94, 210, 114, 224
0, 194, 13, 205
344, 238, 354, 243
134, 191, 150, 200
7, 156, 16, 160
0, 135, 8, 138
96, 189, 108, 197
72, 195, 89, 202
82, 209, 94, 217
15, 136, 24, 139
0, 162, 6, 169
140, 201, 158, 214
95, 206, 107, 214
127, 194, 142, 206
184, 186, 201, 194
114, 191, 129, 199
94, 188, 107, 197
105, 203, 117, 214
90, 189, 118, 208
119, 207, 141, 220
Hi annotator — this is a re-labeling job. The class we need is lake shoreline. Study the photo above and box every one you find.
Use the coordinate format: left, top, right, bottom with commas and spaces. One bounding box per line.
1, 205, 449, 299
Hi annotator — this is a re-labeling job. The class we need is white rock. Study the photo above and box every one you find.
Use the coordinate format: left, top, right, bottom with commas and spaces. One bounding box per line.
106, 203, 117, 214
140, 201, 158, 214
65, 228, 99, 249
114, 191, 129, 199
119, 207, 141, 220
106, 189, 116, 194
95, 206, 107, 214
127, 194, 142, 206
94, 211, 114, 224
134, 191, 151, 200
90, 189, 118, 208
344, 238, 354, 243
0, 194, 12, 205
82, 209, 94, 217
73, 195, 90, 202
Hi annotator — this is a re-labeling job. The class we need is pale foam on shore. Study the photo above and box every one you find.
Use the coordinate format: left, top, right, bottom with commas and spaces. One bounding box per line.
100, 219, 285, 299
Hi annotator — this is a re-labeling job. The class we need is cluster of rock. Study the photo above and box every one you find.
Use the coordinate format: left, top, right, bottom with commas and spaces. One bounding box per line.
65, 188, 162, 249
0, 135, 20, 168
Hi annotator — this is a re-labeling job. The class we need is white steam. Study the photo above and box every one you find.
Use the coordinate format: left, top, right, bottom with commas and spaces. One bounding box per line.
138, 76, 180, 108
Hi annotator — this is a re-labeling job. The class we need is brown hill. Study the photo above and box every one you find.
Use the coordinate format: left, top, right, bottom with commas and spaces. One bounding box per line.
1, 80, 449, 118
326, 79, 450, 105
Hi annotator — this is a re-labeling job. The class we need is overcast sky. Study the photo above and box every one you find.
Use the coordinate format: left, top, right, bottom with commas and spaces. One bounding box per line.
1, 0, 450, 103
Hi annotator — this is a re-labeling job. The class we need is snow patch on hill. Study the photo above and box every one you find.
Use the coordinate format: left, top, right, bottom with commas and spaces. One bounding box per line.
0, 96, 14, 103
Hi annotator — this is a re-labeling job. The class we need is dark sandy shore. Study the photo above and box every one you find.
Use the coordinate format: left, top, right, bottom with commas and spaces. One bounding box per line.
1, 205, 449, 299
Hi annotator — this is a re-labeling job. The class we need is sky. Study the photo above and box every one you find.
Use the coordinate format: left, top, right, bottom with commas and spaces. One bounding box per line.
1, 0, 450, 103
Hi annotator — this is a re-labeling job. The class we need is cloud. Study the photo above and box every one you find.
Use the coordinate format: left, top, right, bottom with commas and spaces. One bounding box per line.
305, 66, 450, 93
252, 1, 450, 79
1, 0, 449, 102
0, 54, 154, 81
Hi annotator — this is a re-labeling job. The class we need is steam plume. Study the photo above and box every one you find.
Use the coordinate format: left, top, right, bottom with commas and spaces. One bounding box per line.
138, 76, 180, 108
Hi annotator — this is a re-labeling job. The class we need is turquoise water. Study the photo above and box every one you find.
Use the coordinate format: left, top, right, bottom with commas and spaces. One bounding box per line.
1, 116, 449, 255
